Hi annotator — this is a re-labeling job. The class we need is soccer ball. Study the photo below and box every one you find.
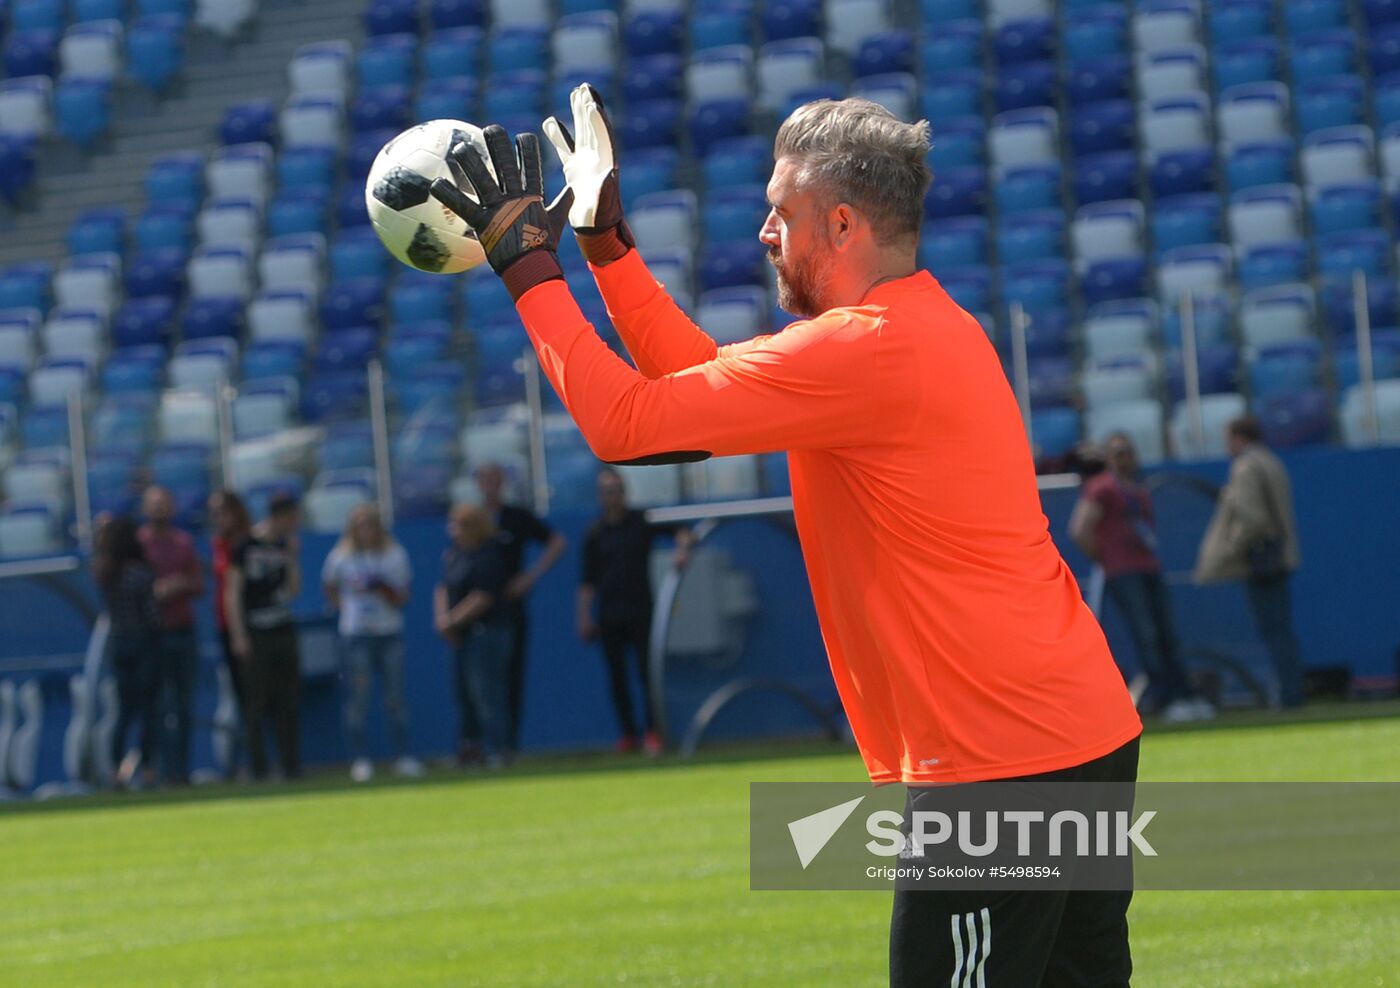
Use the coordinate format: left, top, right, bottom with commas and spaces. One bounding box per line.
364, 119, 495, 275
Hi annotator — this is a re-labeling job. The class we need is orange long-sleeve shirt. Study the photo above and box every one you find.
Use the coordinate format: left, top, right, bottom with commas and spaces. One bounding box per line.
515, 251, 1141, 785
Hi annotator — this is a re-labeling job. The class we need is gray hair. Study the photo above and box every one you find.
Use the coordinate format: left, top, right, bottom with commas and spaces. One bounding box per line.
773, 98, 932, 244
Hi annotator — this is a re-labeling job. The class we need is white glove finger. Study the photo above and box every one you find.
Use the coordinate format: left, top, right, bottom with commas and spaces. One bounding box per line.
585, 104, 613, 170
542, 117, 573, 165
570, 86, 594, 154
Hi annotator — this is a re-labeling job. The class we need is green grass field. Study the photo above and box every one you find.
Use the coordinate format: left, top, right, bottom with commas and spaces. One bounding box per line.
3, 709, 1399, 987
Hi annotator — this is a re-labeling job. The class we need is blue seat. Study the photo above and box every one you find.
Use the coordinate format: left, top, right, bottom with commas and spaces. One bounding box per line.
304, 370, 370, 423
855, 31, 915, 78
317, 327, 378, 371
1226, 141, 1294, 192
995, 61, 1056, 113
937, 267, 992, 314
124, 249, 185, 299
351, 84, 412, 135
1165, 343, 1240, 399
462, 274, 515, 327
1082, 258, 1148, 307
393, 463, 453, 519
920, 20, 981, 78
1003, 260, 1071, 316
1366, 0, 1400, 26
150, 443, 211, 490
113, 296, 176, 348
3, 29, 59, 79
1297, 76, 1365, 137
925, 166, 987, 219
1323, 277, 1399, 332
1064, 8, 1127, 64
126, 16, 185, 92
490, 26, 548, 72
693, 4, 751, 50
392, 419, 460, 468
1317, 228, 1391, 281
1258, 389, 1332, 449
219, 99, 277, 147
319, 422, 376, 470
1239, 242, 1310, 289
920, 0, 978, 23
483, 69, 546, 119
357, 33, 417, 90
390, 279, 453, 326
54, 79, 111, 148
702, 136, 768, 190
624, 10, 684, 57
422, 27, 484, 82
386, 329, 450, 375
921, 217, 990, 270
330, 231, 390, 282
761, 0, 821, 42
182, 297, 244, 342
336, 185, 370, 229
928, 117, 984, 171
429, 0, 486, 30
67, 207, 125, 257
322, 278, 386, 330
23, 407, 72, 449
1311, 181, 1382, 235
414, 76, 477, 123
1068, 100, 1135, 157
1334, 328, 1400, 388
1152, 194, 1220, 252
994, 18, 1055, 66
1209, 0, 1272, 43
144, 152, 203, 212
1021, 309, 1073, 359
1074, 151, 1137, 205
1287, 0, 1347, 37
1290, 30, 1358, 86
1026, 356, 1075, 407
395, 364, 464, 417
1213, 38, 1280, 91
622, 53, 683, 103
276, 148, 336, 195
689, 98, 749, 156
705, 186, 769, 245
135, 0, 192, 19
364, 0, 419, 37
1250, 342, 1323, 398
996, 210, 1062, 265
618, 98, 681, 151
1067, 56, 1130, 106
621, 147, 679, 206
243, 340, 305, 381
0, 136, 37, 205
1149, 147, 1215, 198
267, 192, 329, 239
0, 262, 51, 313
13, 0, 66, 32
1031, 408, 1082, 459
923, 71, 981, 120
102, 347, 165, 397
697, 240, 768, 292
996, 164, 1061, 215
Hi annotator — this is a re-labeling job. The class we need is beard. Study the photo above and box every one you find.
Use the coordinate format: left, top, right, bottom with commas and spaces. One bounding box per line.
770, 241, 834, 319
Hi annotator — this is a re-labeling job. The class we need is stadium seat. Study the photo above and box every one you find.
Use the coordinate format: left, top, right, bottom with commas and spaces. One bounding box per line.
1316, 229, 1390, 283
1064, 8, 1126, 64
1334, 329, 1400, 391
1169, 392, 1248, 459
1323, 276, 1399, 333
59, 20, 123, 83
553, 12, 617, 72
258, 235, 325, 298
1239, 284, 1316, 347
1138, 45, 1206, 103
1370, 26, 1400, 79
1066, 56, 1130, 106
430, 0, 486, 29
322, 278, 386, 331
692, 3, 751, 51
266, 192, 329, 240
1141, 93, 1211, 158
196, 198, 259, 252
1228, 185, 1303, 249
30, 357, 91, 408
995, 61, 1056, 113
1239, 242, 1309, 290
927, 117, 984, 171
1290, 30, 1357, 86
208, 142, 273, 204
1072, 199, 1144, 269
188, 246, 252, 302
922, 71, 980, 122
827, 0, 889, 56
698, 240, 767, 292
1082, 358, 1156, 409
365, 0, 419, 37
1030, 407, 1081, 460
280, 96, 343, 150
219, 100, 276, 148
1258, 389, 1332, 449
42, 309, 105, 362
1084, 298, 1157, 361
1132, 0, 1199, 55
1209, 1, 1273, 45
170, 339, 236, 393
761, 0, 821, 42
1225, 140, 1295, 192
1150, 194, 1221, 253
0, 503, 62, 558
993, 17, 1054, 66
489, 26, 549, 73
1296, 76, 1366, 138
849, 73, 917, 121
688, 98, 750, 156
1086, 399, 1167, 463
1082, 258, 1149, 307
924, 216, 991, 270
67, 207, 125, 257
855, 31, 915, 79
1301, 126, 1375, 191
1340, 379, 1400, 445
288, 41, 352, 100
55, 253, 119, 316
303, 370, 370, 423
989, 107, 1058, 170
1148, 147, 1215, 199
101, 345, 165, 394
1158, 244, 1231, 302
994, 164, 1060, 216
757, 38, 822, 112
1311, 182, 1382, 236
920, 20, 982, 78
0, 77, 52, 140
357, 33, 416, 92
421, 28, 483, 84
618, 98, 681, 151
1250, 341, 1323, 398
126, 15, 184, 92
1068, 100, 1135, 157
53, 78, 111, 147
1073, 151, 1138, 205
704, 186, 769, 245
488, 0, 549, 29
123, 249, 185, 299
1366, 0, 1400, 27
242, 340, 305, 381
181, 296, 244, 342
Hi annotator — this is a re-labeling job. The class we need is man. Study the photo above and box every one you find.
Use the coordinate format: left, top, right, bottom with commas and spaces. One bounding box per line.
431, 89, 1142, 986
473, 462, 566, 752
225, 491, 303, 780
577, 467, 690, 755
1070, 433, 1213, 722
1195, 415, 1305, 707
138, 485, 204, 785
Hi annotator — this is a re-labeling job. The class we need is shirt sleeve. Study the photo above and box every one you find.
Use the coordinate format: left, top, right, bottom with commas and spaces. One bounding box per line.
518, 508, 554, 545
515, 280, 886, 464
320, 547, 341, 587
581, 529, 599, 587
589, 250, 721, 379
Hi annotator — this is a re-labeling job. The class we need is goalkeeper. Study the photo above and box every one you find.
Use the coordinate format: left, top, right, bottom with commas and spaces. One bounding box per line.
431, 88, 1143, 988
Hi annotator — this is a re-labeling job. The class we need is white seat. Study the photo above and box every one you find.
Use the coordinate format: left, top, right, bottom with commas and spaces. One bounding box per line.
646, 247, 693, 300
248, 290, 313, 343
1137, 45, 1206, 103
233, 390, 294, 439
1083, 300, 1157, 360
460, 408, 530, 465
758, 38, 823, 113
59, 20, 123, 82
207, 143, 273, 205
1170, 392, 1247, 459
686, 44, 754, 103
0, 76, 52, 138
850, 72, 917, 122
3, 461, 65, 504
1301, 126, 1376, 190
1217, 83, 1290, 152
1132, 0, 1199, 55
280, 97, 343, 151
0, 326, 37, 372
195, 0, 256, 38
168, 353, 233, 394
552, 12, 617, 73
53, 253, 119, 317
29, 360, 89, 407
1086, 399, 1166, 463
188, 247, 253, 301
630, 191, 698, 253
288, 41, 352, 99
1141, 93, 1211, 158
305, 472, 374, 533
697, 287, 767, 345
1339, 380, 1400, 446
827, 0, 890, 56
1228, 184, 1302, 249
1239, 284, 1315, 347
0, 507, 60, 559
987, 0, 1051, 27
158, 390, 219, 444
624, 0, 685, 11
1158, 244, 1231, 301
1380, 126, 1400, 192
990, 107, 1059, 170
1071, 200, 1145, 270
617, 463, 683, 506
41, 310, 104, 362
197, 198, 261, 251
688, 454, 762, 500
258, 235, 325, 298
489, 0, 550, 28
1082, 365, 1155, 408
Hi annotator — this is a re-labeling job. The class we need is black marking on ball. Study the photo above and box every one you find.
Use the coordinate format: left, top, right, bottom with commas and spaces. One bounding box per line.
406, 223, 450, 271
372, 166, 433, 210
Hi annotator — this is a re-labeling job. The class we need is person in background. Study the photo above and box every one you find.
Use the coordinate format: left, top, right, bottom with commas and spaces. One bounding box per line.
473, 462, 567, 752
138, 485, 205, 785
208, 489, 253, 780
577, 468, 691, 756
434, 504, 514, 769
1195, 415, 1305, 708
225, 492, 304, 780
322, 503, 419, 783
93, 515, 161, 789
1070, 434, 1213, 723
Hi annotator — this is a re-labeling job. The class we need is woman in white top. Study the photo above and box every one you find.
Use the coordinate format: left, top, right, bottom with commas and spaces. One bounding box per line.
322, 504, 417, 782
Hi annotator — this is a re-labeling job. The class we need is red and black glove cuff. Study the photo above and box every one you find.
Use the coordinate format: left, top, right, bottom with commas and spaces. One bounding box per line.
576, 220, 635, 267
500, 249, 564, 301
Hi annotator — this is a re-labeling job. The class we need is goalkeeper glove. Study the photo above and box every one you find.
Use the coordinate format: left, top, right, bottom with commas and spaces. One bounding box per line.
429, 125, 573, 300
542, 84, 635, 266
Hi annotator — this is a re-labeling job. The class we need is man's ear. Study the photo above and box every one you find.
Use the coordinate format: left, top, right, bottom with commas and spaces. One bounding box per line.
829, 202, 860, 252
